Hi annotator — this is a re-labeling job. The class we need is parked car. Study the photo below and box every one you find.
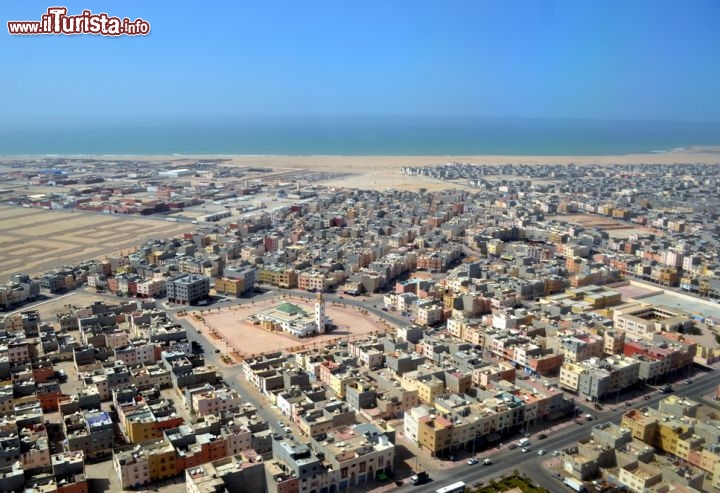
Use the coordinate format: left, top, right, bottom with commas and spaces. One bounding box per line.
410, 471, 429, 485
643, 395, 652, 400
214, 349, 221, 353
538, 433, 548, 440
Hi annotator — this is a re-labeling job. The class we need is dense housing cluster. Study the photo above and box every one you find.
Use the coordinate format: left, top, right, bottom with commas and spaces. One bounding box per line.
1, 159, 720, 492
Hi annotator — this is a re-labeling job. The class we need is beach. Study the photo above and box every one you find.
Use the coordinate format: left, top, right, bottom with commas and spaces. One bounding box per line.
4, 147, 717, 192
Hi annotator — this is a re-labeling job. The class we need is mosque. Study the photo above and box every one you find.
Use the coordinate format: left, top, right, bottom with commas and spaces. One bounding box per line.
248, 294, 331, 338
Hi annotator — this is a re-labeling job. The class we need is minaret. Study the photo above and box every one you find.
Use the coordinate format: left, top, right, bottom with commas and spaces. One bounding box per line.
315, 293, 325, 333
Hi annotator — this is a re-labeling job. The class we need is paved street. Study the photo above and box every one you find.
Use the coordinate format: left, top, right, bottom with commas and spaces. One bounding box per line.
164, 293, 720, 493
20, 287, 717, 493
399, 371, 720, 493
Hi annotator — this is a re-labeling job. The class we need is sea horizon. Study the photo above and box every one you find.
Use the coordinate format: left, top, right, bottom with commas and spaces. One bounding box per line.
2, 116, 720, 157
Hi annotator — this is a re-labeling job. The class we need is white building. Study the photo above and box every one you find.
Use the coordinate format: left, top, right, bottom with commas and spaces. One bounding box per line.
252, 301, 330, 338
403, 405, 432, 443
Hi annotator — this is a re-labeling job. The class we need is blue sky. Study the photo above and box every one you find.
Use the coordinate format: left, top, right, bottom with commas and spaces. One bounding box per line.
2, 0, 719, 125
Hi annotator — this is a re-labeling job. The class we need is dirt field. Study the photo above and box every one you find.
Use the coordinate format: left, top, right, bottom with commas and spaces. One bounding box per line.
186, 296, 392, 357
546, 213, 661, 239
0, 205, 192, 280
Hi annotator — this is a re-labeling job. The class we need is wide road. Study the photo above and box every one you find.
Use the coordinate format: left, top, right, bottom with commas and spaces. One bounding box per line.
403, 371, 719, 493
166, 288, 410, 432
166, 292, 718, 492
166, 304, 295, 435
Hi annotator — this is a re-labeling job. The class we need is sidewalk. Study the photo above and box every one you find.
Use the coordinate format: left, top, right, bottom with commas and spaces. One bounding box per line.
395, 430, 464, 474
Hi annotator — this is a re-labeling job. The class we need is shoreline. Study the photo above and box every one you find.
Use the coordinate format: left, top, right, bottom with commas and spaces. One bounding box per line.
2, 146, 720, 164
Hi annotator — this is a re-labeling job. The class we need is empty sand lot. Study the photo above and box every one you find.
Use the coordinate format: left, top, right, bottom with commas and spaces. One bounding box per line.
0, 205, 191, 280
187, 296, 391, 357
547, 213, 661, 239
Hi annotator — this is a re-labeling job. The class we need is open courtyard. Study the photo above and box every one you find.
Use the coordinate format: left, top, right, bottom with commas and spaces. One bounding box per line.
185, 295, 393, 358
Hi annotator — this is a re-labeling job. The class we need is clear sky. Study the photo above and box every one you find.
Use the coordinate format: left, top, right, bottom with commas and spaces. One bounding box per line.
2, 0, 719, 126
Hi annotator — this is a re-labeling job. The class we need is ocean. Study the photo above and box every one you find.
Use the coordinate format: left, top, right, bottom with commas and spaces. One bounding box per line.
1, 117, 719, 156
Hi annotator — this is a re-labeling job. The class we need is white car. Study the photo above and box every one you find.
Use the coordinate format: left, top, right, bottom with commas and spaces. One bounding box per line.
538, 449, 547, 455
521, 447, 530, 453
467, 458, 479, 465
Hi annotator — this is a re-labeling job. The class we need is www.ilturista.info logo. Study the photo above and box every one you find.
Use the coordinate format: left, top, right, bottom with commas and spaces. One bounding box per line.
8, 7, 150, 36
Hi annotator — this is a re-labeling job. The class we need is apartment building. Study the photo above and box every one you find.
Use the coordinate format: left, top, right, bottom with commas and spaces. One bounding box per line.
51, 450, 88, 493
113, 439, 177, 489
166, 274, 210, 305
191, 388, 242, 417
613, 303, 693, 338
186, 452, 267, 493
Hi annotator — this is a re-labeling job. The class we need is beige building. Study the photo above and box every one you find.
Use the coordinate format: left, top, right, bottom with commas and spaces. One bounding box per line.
613, 303, 692, 338
191, 388, 242, 417
114, 445, 151, 489
186, 452, 266, 493
618, 461, 662, 492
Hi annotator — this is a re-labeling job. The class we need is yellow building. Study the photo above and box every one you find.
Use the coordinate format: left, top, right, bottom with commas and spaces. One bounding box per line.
446, 317, 465, 340
486, 239, 504, 256
214, 277, 245, 296
713, 460, 720, 489
417, 414, 453, 456
258, 267, 297, 288
146, 440, 177, 483
675, 433, 703, 462
124, 410, 162, 444
621, 409, 659, 445
656, 417, 692, 455
559, 362, 584, 392
612, 208, 630, 219
416, 375, 445, 405
328, 372, 357, 399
